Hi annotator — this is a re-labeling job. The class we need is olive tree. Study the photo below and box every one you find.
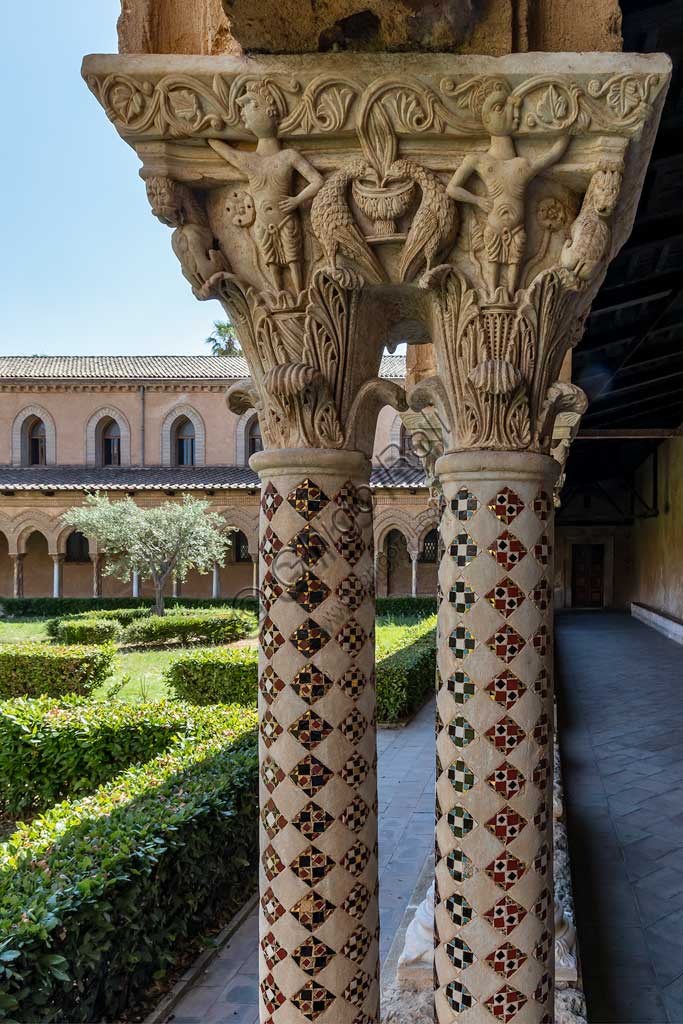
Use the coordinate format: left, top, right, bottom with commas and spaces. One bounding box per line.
63, 494, 230, 615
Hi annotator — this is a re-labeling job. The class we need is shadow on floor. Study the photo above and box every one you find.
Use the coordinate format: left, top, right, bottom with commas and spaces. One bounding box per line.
556, 611, 683, 1024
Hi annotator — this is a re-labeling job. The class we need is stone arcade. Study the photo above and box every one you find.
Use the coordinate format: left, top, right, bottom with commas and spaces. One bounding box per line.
82, 50, 669, 1023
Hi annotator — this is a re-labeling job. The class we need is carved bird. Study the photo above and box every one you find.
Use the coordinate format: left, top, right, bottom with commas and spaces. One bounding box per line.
310, 159, 385, 283
389, 159, 459, 282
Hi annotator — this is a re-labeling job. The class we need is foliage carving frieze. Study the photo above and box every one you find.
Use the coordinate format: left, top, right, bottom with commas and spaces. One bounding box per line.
83, 53, 669, 454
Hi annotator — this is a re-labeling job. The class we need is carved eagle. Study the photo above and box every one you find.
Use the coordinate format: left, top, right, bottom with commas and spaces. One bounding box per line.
389, 159, 459, 282
310, 159, 385, 284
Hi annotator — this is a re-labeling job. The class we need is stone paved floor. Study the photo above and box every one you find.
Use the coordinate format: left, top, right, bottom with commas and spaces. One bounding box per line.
557, 611, 683, 1024
167, 701, 435, 1024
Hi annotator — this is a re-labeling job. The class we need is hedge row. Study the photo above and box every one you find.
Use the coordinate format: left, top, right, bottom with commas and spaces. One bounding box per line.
45, 607, 150, 638
375, 616, 437, 723
165, 616, 436, 722
44, 608, 257, 647
166, 646, 259, 705
0, 705, 258, 1023
123, 609, 256, 646
0, 643, 117, 699
0, 698, 231, 815
1, 595, 436, 619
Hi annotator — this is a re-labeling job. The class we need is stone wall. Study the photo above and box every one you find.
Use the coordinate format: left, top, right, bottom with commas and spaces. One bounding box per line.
630, 438, 683, 622
117, 0, 621, 55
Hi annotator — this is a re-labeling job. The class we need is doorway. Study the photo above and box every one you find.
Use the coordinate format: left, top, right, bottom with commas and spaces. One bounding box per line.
571, 543, 605, 608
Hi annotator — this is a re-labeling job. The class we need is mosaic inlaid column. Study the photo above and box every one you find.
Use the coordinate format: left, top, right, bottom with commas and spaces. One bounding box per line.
434, 451, 557, 1024
251, 449, 379, 1024
83, 45, 668, 1024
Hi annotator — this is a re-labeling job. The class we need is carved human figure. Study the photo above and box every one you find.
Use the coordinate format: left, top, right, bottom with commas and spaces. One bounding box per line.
208, 81, 324, 293
145, 176, 226, 298
561, 165, 621, 281
447, 80, 570, 299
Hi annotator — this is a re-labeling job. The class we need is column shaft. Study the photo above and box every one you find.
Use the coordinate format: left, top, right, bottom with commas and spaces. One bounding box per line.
434, 451, 557, 1024
12, 555, 24, 599
52, 556, 64, 599
132, 571, 140, 598
411, 554, 418, 599
92, 556, 103, 599
251, 449, 379, 1024
212, 563, 221, 599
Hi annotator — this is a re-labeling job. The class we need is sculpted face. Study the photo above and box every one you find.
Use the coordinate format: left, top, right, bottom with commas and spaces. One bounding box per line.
146, 177, 182, 227
238, 91, 277, 138
481, 88, 520, 137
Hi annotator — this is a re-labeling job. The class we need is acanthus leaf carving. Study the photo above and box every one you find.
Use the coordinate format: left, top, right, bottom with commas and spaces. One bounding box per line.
98, 54, 669, 458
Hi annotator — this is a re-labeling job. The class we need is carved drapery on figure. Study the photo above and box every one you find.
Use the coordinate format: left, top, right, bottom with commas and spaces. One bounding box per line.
83, 50, 669, 1024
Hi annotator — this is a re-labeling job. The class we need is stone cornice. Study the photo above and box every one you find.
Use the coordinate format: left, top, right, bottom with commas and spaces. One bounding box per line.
0, 381, 247, 394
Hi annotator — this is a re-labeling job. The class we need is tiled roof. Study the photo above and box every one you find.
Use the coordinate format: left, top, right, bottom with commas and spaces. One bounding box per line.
0, 461, 426, 492
0, 354, 406, 381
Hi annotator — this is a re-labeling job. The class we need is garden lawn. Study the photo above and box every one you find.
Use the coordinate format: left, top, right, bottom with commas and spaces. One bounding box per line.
0, 613, 428, 703
0, 619, 48, 644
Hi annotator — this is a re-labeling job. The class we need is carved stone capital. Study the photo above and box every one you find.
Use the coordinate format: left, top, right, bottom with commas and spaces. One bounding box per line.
83, 52, 669, 453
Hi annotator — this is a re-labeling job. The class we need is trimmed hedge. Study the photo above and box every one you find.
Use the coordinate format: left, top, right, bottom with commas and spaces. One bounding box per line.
0, 698, 223, 815
376, 616, 437, 723
50, 618, 123, 644
122, 609, 256, 646
0, 642, 117, 699
0, 704, 258, 1023
166, 646, 259, 705
0, 596, 259, 618
1, 595, 434, 619
164, 616, 436, 721
45, 607, 150, 639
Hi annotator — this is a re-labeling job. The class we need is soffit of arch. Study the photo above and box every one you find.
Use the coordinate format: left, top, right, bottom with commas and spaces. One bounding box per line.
83, 52, 669, 457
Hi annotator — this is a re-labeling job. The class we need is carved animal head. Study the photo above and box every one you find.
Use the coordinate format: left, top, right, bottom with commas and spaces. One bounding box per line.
145, 176, 183, 227
585, 168, 622, 218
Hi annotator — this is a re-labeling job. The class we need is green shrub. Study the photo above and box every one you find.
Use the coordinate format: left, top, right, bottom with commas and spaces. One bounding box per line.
123, 609, 256, 646
45, 608, 150, 640
51, 618, 123, 644
166, 646, 259, 705
0, 643, 117, 699
376, 616, 437, 723
0, 704, 258, 1023
376, 596, 437, 617
0, 698, 227, 815
0, 596, 258, 618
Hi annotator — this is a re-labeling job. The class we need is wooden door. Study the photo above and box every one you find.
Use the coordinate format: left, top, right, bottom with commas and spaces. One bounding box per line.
571, 543, 605, 608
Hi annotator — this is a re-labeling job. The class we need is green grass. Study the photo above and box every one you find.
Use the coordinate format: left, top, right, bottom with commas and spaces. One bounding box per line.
0, 612, 429, 704
0, 619, 49, 644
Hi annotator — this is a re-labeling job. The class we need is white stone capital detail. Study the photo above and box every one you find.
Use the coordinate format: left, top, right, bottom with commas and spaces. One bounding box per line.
83, 52, 669, 456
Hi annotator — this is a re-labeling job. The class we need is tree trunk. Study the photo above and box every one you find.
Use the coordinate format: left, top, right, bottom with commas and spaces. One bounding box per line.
154, 584, 165, 616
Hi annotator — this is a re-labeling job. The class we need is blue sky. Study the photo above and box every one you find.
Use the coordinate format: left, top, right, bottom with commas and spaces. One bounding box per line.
1, 2, 221, 356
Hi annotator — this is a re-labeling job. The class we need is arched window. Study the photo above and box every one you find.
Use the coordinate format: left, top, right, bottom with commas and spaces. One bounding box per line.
174, 417, 196, 466
65, 532, 90, 563
234, 530, 251, 563
101, 419, 121, 466
248, 418, 263, 458
28, 419, 46, 466
419, 528, 439, 564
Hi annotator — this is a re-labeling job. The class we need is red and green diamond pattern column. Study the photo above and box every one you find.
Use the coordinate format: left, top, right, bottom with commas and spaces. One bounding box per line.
434, 451, 559, 1024
251, 449, 379, 1024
